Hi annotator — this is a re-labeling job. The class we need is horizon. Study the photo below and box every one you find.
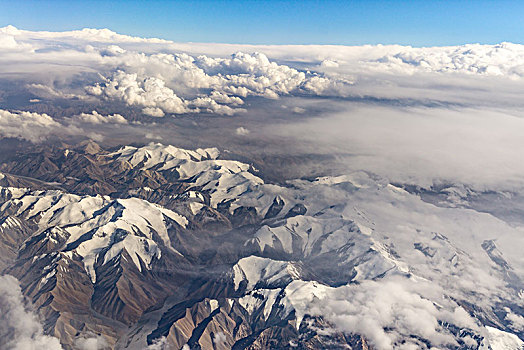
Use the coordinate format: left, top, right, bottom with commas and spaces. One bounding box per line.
2, 24, 523, 49
1, 0, 524, 47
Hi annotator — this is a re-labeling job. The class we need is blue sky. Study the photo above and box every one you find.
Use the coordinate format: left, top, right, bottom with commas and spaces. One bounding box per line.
1, 0, 523, 46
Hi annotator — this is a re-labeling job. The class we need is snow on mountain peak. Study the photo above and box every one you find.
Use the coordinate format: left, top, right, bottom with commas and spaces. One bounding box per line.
0, 186, 188, 282
110, 142, 219, 170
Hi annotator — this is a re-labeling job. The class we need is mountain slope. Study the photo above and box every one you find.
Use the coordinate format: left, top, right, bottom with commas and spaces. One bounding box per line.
0, 142, 523, 349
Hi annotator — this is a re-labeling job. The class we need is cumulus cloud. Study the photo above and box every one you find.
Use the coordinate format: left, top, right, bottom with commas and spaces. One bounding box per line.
209, 90, 243, 105
11, 26, 524, 119
86, 71, 189, 115
286, 276, 480, 350
71, 110, 128, 124
235, 126, 250, 136
0, 25, 168, 45
0, 109, 78, 142
368, 42, 524, 76
195, 51, 331, 96
84, 50, 332, 117
0, 27, 342, 117
0, 30, 33, 52
190, 96, 243, 116
0, 275, 63, 350
142, 107, 165, 117
0, 109, 130, 143
86, 71, 248, 117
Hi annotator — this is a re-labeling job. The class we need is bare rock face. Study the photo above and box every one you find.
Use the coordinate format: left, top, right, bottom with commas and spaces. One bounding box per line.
147, 297, 371, 350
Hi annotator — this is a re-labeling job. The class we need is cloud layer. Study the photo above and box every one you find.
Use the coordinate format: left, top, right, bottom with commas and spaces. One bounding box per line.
84, 51, 331, 117
1, 25, 524, 190
285, 276, 480, 350
0, 109, 75, 142
0, 109, 129, 142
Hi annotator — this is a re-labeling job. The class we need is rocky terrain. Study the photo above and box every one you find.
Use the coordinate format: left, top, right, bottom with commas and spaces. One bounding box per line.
0, 141, 523, 349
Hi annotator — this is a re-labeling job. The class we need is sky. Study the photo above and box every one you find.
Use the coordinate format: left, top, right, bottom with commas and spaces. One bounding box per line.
1, 0, 524, 46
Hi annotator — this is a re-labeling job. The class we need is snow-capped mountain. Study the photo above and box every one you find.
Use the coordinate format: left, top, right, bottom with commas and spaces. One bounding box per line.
1, 142, 523, 350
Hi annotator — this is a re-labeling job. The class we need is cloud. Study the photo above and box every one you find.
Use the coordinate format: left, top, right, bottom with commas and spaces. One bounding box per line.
195, 51, 331, 96
27, 84, 85, 100
504, 307, 524, 332
190, 96, 243, 116
74, 334, 108, 350
147, 337, 169, 349
71, 110, 128, 124
144, 132, 163, 140
0, 275, 63, 350
86, 71, 189, 115
367, 42, 524, 77
0, 109, 79, 142
284, 276, 480, 350
273, 104, 524, 191
142, 107, 165, 117
235, 126, 250, 136
0, 25, 168, 45
0, 109, 130, 143
86, 71, 248, 117
0, 30, 33, 52
2, 25, 524, 191
209, 90, 243, 105
84, 50, 332, 117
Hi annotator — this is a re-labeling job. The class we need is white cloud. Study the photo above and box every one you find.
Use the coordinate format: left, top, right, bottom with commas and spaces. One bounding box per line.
71, 110, 128, 124
209, 90, 243, 105
284, 276, 480, 350
235, 126, 250, 136
0, 275, 63, 350
86, 71, 189, 115
147, 337, 168, 349
0, 109, 78, 142
142, 107, 165, 117
0, 30, 33, 52
86, 69, 253, 116
27, 84, 85, 100
505, 307, 524, 332
274, 104, 524, 191
190, 96, 243, 116
0, 109, 129, 143
74, 334, 108, 350
0, 25, 168, 45
144, 132, 162, 140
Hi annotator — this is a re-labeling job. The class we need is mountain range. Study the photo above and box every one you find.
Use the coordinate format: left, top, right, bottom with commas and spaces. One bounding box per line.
0, 141, 523, 349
